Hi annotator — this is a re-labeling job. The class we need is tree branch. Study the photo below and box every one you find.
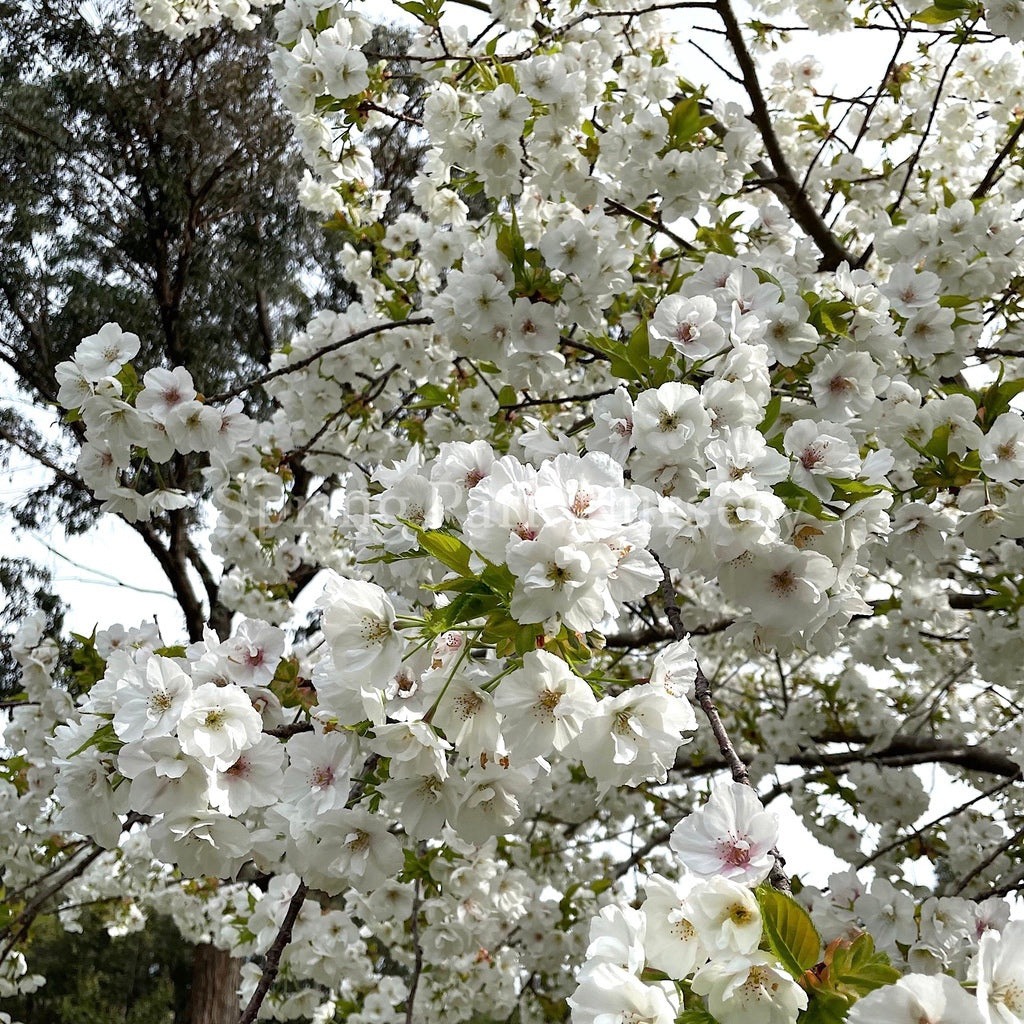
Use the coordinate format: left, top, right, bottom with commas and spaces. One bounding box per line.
972, 114, 1024, 200
404, 872, 424, 1024
655, 553, 791, 892
204, 316, 434, 404
715, 0, 854, 272
237, 879, 308, 1024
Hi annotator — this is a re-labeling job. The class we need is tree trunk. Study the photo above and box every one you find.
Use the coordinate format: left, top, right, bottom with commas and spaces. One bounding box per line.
187, 943, 243, 1024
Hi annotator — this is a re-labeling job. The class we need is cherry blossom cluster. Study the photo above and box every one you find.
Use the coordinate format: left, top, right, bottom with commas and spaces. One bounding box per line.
55, 324, 254, 523
7, 0, 1024, 1018
571, 782, 1024, 1024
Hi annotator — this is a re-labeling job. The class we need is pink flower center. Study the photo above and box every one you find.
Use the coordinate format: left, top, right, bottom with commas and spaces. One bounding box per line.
243, 646, 265, 667
720, 837, 753, 867
800, 444, 825, 470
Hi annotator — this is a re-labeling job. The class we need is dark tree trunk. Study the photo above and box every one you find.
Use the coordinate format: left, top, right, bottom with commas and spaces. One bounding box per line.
187, 943, 243, 1024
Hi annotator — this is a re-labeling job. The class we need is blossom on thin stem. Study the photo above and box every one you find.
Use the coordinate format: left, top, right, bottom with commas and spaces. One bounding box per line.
670, 781, 779, 887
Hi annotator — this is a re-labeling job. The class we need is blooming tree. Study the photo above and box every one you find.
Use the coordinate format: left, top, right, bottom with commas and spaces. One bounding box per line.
4, 0, 1024, 1021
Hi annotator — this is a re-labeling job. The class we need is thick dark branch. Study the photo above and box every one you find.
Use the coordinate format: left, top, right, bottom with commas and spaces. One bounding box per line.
973, 115, 1024, 200
132, 520, 206, 642
265, 722, 314, 739
810, 732, 1022, 778
715, 0, 854, 272
674, 733, 1023, 780
238, 879, 308, 1024
183, 537, 230, 640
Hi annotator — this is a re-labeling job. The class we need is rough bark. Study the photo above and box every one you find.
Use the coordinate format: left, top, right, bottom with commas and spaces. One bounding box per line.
187, 943, 243, 1024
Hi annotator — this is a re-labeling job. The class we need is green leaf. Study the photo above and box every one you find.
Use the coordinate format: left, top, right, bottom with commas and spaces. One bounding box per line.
415, 529, 474, 576
428, 587, 501, 631
980, 378, 1024, 428
808, 298, 853, 337
153, 645, 186, 658
924, 421, 952, 459
937, 293, 974, 309
69, 630, 107, 695
589, 321, 651, 382
665, 97, 707, 148
752, 266, 782, 290
829, 478, 886, 503
799, 990, 853, 1024
69, 721, 122, 758
480, 562, 516, 600
410, 382, 451, 409
115, 361, 141, 400
756, 887, 822, 979
825, 933, 901, 998
803, 932, 901, 1021
627, 319, 651, 375
676, 1010, 721, 1024
759, 393, 782, 434
912, 3, 963, 22
393, 0, 430, 20
495, 209, 529, 286
773, 480, 839, 520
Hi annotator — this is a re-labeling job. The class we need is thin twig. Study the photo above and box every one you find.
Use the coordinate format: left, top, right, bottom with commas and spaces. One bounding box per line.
655, 553, 791, 892
949, 828, 1021, 896
856, 776, 1016, 871
887, 34, 968, 219
604, 198, 696, 251
205, 317, 433, 404
500, 388, 617, 409
404, 873, 424, 1024
0, 844, 107, 971
612, 826, 674, 880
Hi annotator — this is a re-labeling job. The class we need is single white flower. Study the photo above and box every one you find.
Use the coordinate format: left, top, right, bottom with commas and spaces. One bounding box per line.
641, 873, 706, 977
150, 811, 254, 879
692, 952, 807, 1024
568, 962, 677, 1024
687, 875, 763, 955
318, 572, 404, 686
572, 683, 696, 794
845, 974, 985, 1024
74, 322, 141, 381
670, 781, 779, 886
177, 682, 263, 770
293, 807, 404, 895
493, 649, 597, 759
112, 655, 193, 742
579, 904, 647, 977
974, 919, 1024, 1024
